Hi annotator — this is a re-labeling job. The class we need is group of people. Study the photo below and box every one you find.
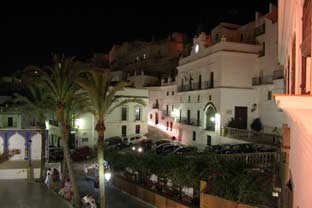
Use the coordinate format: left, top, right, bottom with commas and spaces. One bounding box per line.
45, 168, 72, 201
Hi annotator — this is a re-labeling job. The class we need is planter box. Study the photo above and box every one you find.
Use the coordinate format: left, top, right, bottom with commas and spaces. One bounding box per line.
200, 193, 256, 208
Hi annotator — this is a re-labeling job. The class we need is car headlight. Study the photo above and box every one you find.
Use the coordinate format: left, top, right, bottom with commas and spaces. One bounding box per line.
132, 146, 136, 151
138, 147, 143, 152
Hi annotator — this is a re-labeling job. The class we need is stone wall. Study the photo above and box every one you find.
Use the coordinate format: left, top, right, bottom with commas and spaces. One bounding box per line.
113, 176, 189, 208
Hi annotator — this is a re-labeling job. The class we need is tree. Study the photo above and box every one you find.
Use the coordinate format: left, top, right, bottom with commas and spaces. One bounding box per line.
12, 85, 53, 181
76, 69, 145, 208
27, 55, 90, 207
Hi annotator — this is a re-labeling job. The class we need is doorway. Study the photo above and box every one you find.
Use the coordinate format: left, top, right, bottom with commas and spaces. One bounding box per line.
234, 106, 247, 129
155, 112, 159, 125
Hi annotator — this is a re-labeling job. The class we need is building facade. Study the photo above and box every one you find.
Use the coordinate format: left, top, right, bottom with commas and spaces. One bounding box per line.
148, 4, 284, 149
274, 0, 312, 207
47, 88, 149, 149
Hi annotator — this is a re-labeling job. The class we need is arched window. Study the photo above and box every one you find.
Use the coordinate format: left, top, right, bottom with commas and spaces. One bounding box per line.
205, 104, 216, 131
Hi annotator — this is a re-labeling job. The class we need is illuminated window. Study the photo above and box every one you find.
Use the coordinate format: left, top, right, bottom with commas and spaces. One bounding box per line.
195, 44, 199, 53
135, 107, 141, 121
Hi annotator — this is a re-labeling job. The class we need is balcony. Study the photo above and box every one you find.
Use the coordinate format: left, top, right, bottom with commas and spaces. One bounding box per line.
255, 24, 265, 36
177, 117, 201, 126
273, 69, 284, 80
152, 103, 159, 109
177, 81, 213, 92
252, 75, 273, 86
222, 127, 281, 146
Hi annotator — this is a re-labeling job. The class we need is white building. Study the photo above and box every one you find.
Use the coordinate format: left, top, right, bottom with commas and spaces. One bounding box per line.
47, 87, 149, 149
148, 4, 284, 149
274, 0, 312, 207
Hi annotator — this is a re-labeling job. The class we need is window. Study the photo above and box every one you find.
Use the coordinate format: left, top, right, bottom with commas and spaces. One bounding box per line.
135, 125, 140, 134
121, 107, 127, 121
8, 117, 13, 127
199, 75, 202, 89
210, 72, 214, 88
172, 105, 174, 111
197, 110, 200, 126
167, 91, 169, 96
166, 105, 169, 115
197, 95, 200, 102
259, 42, 265, 57
188, 96, 191, 102
172, 91, 174, 95
166, 122, 169, 130
135, 107, 141, 121
179, 109, 182, 122
268, 91, 272, 100
170, 122, 173, 131
209, 95, 212, 101
150, 114, 153, 119
121, 125, 127, 137
187, 110, 191, 124
193, 131, 196, 141
207, 135, 212, 146
82, 138, 88, 143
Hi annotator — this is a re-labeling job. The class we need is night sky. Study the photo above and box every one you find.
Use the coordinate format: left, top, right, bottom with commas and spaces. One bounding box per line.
2, 1, 277, 74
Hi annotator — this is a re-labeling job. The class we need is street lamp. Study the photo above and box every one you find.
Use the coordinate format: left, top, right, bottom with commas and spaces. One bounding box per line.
104, 172, 112, 181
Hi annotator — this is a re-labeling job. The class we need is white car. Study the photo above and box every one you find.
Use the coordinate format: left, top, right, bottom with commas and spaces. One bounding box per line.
123, 135, 147, 145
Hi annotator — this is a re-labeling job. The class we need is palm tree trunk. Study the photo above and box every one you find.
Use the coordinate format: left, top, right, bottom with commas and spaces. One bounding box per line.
57, 106, 80, 207
40, 128, 46, 181
96, 120, 105, 208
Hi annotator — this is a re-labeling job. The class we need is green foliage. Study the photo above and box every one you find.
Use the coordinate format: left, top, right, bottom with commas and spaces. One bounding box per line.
250, 118, 263, 132
106, 151, 275, 206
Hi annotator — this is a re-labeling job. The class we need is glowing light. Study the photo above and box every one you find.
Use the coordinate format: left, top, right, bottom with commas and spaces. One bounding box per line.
75, 118, 83, 129
210, 117, 215, 122
104, 172, 112, 181
195, 44, 199, 53
138, 147, 143, 152
132, 146, 136, 151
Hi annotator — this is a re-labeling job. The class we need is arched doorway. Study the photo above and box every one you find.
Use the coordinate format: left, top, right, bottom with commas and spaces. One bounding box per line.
204, 103, 216, 131
9, 134, 25, 160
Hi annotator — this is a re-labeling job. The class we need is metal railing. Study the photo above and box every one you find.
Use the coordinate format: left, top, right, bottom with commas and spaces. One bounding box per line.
177, 117, 201, 126
218, 151, 283, 167
273, 69, 284, 80
177, 80, 213, 92
252, 75, 273, 85
222, 127, 281, 146
152, 103, 159, 109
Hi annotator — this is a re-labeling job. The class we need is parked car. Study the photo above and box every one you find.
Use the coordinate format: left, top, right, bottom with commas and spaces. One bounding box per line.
204, 145, 223, 154
151, 139, 171, 149
173, 146, 198, 155
49, 148, 64, 161
123, 135, 147, 146
158, 144, 180, 155
71, 146, 93, 161
229, 143, 258, 153
131, 139, 153, 153
104, 136, 124, 150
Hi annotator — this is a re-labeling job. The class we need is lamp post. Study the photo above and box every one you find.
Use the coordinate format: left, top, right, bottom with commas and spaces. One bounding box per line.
28, 139, 34, 179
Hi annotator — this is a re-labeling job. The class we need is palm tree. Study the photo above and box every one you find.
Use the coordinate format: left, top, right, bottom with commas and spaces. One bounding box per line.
76, 69, 145, 208
27, 55, 90, 207
12, 85, 53, 181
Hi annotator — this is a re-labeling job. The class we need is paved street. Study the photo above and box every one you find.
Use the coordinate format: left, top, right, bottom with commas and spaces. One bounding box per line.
74, 162, 152, 208
0, 180, 69, 208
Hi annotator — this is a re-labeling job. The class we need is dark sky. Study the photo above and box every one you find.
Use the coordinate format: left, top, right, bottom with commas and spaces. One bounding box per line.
2, 1, 277, 74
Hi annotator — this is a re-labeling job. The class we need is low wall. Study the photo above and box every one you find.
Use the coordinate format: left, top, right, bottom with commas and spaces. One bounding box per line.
200, 193, 256, 208
113, 176, 189, 208
0, 160, 41, 179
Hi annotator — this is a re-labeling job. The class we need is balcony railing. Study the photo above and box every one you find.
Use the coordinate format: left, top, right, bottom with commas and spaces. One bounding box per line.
273, 69, 284, 80
177, 81, 213, 92
218, 151, 283, 167
222, 127, 281, 146
252, 75, 273, 85
152, 103, 159, 109
255, 24, 265, 36
177, 117, 201, 126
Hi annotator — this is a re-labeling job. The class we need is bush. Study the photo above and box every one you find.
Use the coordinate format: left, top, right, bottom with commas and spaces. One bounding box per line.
250, 118, 263, 132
